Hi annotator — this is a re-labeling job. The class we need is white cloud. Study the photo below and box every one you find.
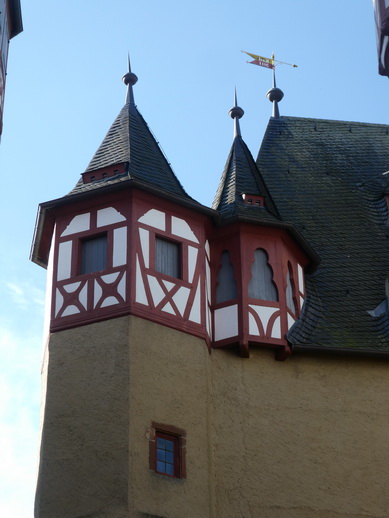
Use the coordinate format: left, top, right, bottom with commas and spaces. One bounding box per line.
5, 280, 45, 312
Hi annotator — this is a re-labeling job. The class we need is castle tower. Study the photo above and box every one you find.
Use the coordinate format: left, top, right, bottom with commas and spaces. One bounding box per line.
32, 64, 389, 518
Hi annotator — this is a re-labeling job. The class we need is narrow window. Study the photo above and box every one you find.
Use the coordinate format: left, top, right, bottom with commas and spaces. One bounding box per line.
156, 432, 179, 477
155, 237, 181, 278
248, 248, 278, 301
286, 262, 298, 314
216, 250, 237, 303
80, 234, 107, 275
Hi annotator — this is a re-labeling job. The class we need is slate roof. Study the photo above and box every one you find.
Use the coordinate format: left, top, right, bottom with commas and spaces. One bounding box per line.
212, 130, 280, 223
257, 116, 389, 354
68, 80, 191, 201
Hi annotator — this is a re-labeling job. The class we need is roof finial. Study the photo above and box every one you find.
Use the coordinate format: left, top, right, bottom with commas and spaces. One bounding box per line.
228, 88, 244, 138
266, 53, 284, 118
122, 54, 138, 106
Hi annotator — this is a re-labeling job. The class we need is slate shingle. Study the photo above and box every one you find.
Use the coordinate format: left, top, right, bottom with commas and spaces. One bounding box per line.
257, 116, 389, 353
68, 90, 191, 200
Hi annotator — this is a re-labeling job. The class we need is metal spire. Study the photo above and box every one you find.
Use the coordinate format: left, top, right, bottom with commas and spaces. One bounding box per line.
122, 54, 138, 106
266, 54, 284, 118
228, 88, 244, 138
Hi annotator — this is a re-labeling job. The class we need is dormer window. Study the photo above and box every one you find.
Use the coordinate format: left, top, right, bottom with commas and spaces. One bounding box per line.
242, 193, 264, 207
80, 234, 107, 275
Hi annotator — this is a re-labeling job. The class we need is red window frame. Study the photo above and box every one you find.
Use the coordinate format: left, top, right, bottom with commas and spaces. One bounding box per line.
148, 422, 186, 479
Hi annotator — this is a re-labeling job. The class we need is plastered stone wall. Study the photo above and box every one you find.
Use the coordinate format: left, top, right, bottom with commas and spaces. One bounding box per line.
126, 316, 213, 518
35, 317, 131, 518
36, 315, 389, 518
211, 348, 389, 518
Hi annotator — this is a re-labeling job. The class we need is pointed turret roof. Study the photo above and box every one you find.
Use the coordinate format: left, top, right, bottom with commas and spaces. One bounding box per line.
68, 61, 190, 200
212, 92, 280, 221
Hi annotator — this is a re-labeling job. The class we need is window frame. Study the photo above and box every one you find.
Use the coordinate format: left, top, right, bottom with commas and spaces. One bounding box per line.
79, 232, 108, 276
149, 422, 186, 479
155, 235, 182, 280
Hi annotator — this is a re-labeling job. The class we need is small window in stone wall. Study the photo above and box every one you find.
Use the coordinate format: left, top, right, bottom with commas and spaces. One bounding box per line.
155, 236, 181, 278
80, 234, 107, 275
148, 423, 186, 479
248, 248, 278, 301
216, 250, 237, 303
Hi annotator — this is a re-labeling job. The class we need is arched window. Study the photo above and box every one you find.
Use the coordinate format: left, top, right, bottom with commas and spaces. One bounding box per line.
248, 249, 278, 301
286, 262, 298, 314
216, 251, 237, 303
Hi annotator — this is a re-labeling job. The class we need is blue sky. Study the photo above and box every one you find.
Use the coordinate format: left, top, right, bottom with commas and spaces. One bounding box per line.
1, 1, 389, 516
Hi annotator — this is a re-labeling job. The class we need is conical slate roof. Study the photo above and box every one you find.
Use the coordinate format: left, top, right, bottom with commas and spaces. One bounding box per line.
212, 96, 279, 222
68, 69, 190, 200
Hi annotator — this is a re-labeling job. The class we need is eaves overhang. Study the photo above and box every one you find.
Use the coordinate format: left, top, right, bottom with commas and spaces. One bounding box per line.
292, 343, 389, 360
30, 177, 216, 268
214, 212, 320, 273
8, 0, 23, 38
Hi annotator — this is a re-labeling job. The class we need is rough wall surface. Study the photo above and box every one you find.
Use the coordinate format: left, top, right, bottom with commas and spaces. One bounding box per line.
35, 317, 131, 518
211, 348, 389, 518
35, 315, 389, 518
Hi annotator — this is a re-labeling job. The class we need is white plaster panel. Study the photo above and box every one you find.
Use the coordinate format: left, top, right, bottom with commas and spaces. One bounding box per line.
172, 286, 191, 317
205, 240, 210, 260
63, 282, 81, 293
135, 256, 148, 305
101, 272, 120, 283
148, 275, 166, 307
214, 305, 238, 341
298, 264, 304, 294
249, 312, 260, 336
62, 305, 80, 317
55, 289, 63, 317
61, 213, 90, 237
101, 296, 119, 308
57, 241, 72, 281
138, 209, 165, 230
162, 302, 176, 315
117, 273, 126, 300
94, 280, 102, 308
188, 246, 198, 283
249, 305, 278, 335
139, 228, 150, 268
171, 216, 199, 243
300, 295, 305, 308
44, 234, 55, 336
287, 313, 296, 331
271, 316, 281, 339
79, 283, 88, 310
189, 283, 201, 324
97, 207, 126, 227
113, 227, 127, 267
162, 279, 175, 291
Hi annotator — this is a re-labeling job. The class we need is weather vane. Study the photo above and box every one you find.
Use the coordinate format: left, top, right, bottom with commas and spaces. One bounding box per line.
241, 51, 296, 119
241, 51, 298, 69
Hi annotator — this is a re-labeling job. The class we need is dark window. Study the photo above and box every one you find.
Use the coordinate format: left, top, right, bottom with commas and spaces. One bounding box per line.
156, 432, 178, 477
216, 251, 237, 303
80, 234, 107, 275
149, 423, 186, 479
155, 237, 181, 278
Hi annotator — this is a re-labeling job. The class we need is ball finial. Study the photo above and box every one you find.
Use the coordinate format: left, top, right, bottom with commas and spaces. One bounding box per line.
122, 72, 138, 86
266, 86, 284, 103
229, 105, 244, 120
